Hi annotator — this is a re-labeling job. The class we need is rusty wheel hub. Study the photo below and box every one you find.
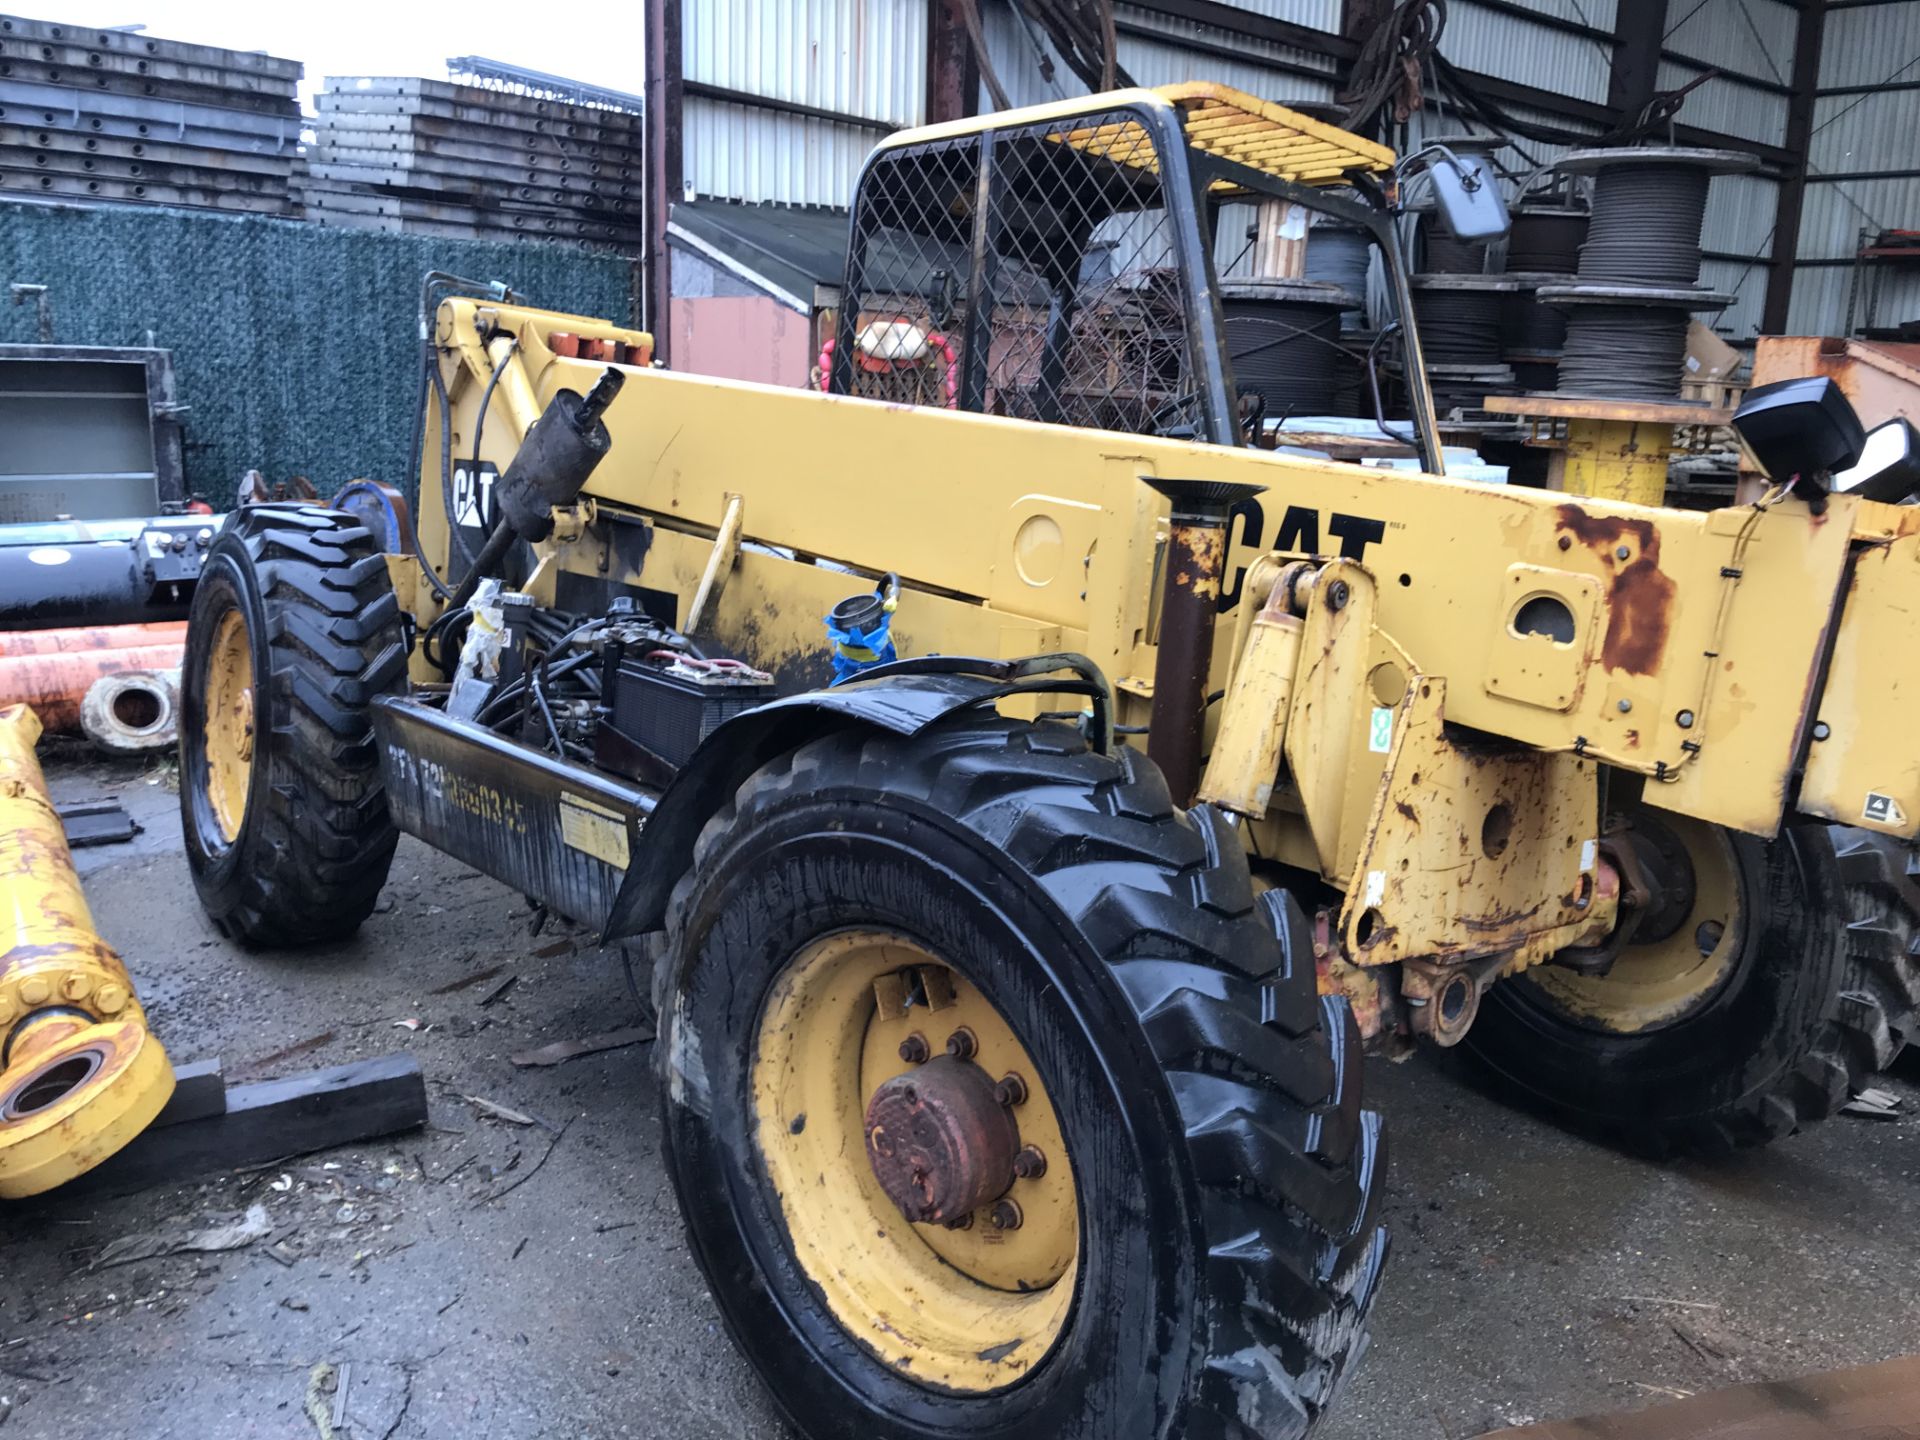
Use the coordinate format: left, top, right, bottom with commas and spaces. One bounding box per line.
863, 1054, 1018, 1225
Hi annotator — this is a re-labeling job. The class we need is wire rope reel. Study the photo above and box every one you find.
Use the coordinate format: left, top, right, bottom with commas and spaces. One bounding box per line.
1218, 278, 1363, 419
1500, 205, 1589, 389
1535, 284, 1733, 402
1557, 148, 1758, 288
1529, 148, 1754, 404
1303, 219, 1373, 331
1410, 273, 1521, 414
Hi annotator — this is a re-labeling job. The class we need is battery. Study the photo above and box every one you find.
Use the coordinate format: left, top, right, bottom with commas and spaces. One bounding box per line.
603, 651, 777, 770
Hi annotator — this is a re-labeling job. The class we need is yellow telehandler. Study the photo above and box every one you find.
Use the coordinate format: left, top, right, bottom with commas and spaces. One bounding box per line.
175, 85, 1920, 1439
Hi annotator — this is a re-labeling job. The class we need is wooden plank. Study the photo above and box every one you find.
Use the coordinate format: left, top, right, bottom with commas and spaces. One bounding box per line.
55, 799, 137, 848
1485, 394, 1736, 425
150, 1057, 226, 1128
57, 1054, 427, 1199
1484, 1353, 1920, 1439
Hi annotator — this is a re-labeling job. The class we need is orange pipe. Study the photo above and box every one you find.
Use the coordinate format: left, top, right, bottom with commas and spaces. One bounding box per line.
0, 644, 188, 732
0, 622, 188, 658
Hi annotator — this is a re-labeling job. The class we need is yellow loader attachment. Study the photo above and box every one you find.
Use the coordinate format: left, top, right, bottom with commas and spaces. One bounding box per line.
0, 703, 173, 1198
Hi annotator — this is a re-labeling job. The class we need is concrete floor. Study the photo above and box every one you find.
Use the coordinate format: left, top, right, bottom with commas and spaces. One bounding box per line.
5, 744, 1919, 1439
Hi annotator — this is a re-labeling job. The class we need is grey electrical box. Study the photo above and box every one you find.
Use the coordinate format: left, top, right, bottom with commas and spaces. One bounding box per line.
0, 345, 187, 522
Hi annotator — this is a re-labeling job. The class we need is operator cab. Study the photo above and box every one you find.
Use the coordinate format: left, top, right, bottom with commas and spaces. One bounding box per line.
827, 83, 1467, 473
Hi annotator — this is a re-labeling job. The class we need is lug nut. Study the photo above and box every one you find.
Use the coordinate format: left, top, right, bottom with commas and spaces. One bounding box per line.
989, 1199, 1023, 1231
993, 1073, 1028, 1107
945, 1027, 977, 1061
898, 1032, 930, 1065
1012, 1145, 1047, 1180
944, 1212, 973, 1231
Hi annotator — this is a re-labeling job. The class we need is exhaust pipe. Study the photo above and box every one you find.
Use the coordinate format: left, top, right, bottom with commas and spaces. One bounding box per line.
1142, 478, 1265, 807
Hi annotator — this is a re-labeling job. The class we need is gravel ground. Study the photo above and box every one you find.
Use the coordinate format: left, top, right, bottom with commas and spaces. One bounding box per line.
4, 744, 1917, 1439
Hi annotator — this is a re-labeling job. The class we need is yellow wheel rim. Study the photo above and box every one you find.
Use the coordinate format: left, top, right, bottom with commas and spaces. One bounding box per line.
752, 930, 1080, 1392
202, 607, 256, 844
1530, 813, 1743, 1033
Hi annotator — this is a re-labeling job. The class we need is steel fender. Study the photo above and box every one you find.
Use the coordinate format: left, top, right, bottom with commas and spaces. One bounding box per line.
601, 672, 1015, 942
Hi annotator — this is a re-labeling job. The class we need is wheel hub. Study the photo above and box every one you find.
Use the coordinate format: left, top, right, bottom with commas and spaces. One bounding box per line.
864, 1055, 1018, 1225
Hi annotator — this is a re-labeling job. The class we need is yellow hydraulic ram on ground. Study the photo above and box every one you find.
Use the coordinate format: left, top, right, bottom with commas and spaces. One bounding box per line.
0, 704, 173, 1198
175, 84, 1920, 1440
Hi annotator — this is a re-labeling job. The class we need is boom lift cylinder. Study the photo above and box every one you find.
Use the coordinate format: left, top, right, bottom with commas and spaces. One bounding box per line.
0, 703, 173, 1197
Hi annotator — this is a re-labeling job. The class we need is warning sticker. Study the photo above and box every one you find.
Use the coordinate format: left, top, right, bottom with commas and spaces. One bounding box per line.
559, 792, 630, 869
1580, 838, 1598, 873
1863, 791, 1908, 828
1368, 707, 1394, 754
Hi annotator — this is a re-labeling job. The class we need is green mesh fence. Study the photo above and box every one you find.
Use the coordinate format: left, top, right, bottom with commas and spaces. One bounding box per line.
0, 201, 640, 509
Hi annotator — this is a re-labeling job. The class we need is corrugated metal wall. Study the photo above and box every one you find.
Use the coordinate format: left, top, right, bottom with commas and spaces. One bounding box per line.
667, 0, 1916, 337
1441, 0, 1615, 106
1789, 0, 1920, 335
682, 0, 926, 205
980, 1, 1340, 112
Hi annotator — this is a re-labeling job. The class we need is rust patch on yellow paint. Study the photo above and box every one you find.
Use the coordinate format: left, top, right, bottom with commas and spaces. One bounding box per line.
1555, 504, 1676, 676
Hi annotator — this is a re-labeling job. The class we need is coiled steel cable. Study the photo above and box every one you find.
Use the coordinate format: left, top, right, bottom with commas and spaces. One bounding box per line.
1578, 165, 1712, 286
1557, 305, 1690, 400
1304, 226, 1373, 308
1500, 292, 1569, 356
1414, 288, 1505, 366
1420, 224, 1488, 275
1506, 210, 1587, 274
1221, 297, 1356, 417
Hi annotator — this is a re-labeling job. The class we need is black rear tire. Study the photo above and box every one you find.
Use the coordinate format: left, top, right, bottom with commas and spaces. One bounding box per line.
654, 720, 1387, 1440
1465, 822, 1920, 1155
179, 504, 409, 948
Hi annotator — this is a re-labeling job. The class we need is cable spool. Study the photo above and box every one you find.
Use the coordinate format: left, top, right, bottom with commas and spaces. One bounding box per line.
1220, 279, 1361, 417
1558, 307, 1690, 399
1500, 279, 1570, 358
1555, 148, 1760, 287
1539, 283, 1732, 402
1506, 206, 1587, 275
1412, 275, 1515, 364
1412, 274, 1520, 416
1418, 216, 1488, 275
1303, 222, 1372, 330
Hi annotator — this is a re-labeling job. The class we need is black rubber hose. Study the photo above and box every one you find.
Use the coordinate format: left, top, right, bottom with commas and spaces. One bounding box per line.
404, 354, 456, 605
469, 339, 518, 494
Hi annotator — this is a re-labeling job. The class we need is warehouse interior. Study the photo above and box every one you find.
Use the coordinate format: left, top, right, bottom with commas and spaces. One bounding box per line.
4, 3, 1920, 1439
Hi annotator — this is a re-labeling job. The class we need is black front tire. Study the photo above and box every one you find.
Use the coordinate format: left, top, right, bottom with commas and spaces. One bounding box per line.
1465, 822, 1920, 1155
179, 504, 409, 948
654, 720, 1388, 1440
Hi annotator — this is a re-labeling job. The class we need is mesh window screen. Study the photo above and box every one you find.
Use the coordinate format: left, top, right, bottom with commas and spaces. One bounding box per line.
838, 109, 1206, 439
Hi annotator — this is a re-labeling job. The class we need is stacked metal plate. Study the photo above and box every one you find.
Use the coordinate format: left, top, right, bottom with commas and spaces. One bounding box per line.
0, 12, 302, 214
304, 77, 643, 250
